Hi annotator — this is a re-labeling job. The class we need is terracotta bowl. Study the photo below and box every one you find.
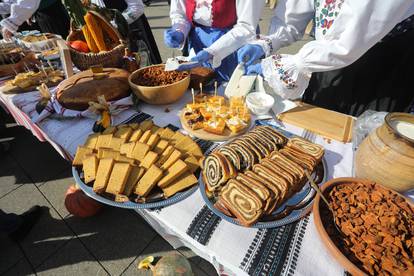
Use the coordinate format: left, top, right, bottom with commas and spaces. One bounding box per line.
128, 64, 190, 105
313, 177, 414, 275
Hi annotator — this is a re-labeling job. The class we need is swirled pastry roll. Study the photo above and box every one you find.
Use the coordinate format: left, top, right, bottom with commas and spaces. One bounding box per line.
243, 135, 270, 158
202, 152, 236, 193
279, 147, 316, 172
233, 139, 262, 163
214, 200, 234, 217
267, 153, 306, 186
260, 159, 296, 187
244, 171, 280, 213
248, 132, 278, 153
219, 179, 263, 226
253, 164, 290, 203
217, 146, 242, 171
229, 142, 256, 171
236, 174, 272, 213
287, 137, 324, 162
253, 126, 288, 146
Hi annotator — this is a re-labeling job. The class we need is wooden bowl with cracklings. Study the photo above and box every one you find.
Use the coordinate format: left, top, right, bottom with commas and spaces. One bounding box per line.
313, 177, 414, 276
128, 64, 190, 105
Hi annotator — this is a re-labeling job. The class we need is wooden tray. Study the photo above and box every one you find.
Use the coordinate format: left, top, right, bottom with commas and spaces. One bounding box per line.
179, 111, 250, 141
277, 103, 354, 143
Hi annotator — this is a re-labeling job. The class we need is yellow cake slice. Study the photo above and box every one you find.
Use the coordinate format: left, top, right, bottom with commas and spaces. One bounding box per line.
159, 128, 175, 141
162, 172, 198, 198
129, 129, 143, 142
95, 134, 113, 149
140, 151, 159, 169
139, 120, 154, 131
120, 142, 136, 156
114, 127, 133, 142
174, 136, 194, 152
102, 126, 117, 135
106, 162, 132, 195
93, 158, 115, 194
146, 134, 160, 150
123, 166, 145, 196
82, 155, 99, 183
184, 143, 203, 159
161, 149, 182, 170
115, 155, 136, 165
109, 137, 124, 152
150, 125, 160, 134
130, 142, 150, 162
158, 159, 188, 188
73, 146, 94, 166
128, 123, 140, 130
97, 148, 120, 159
84, 133, 99, 149
154, 140, 169, 154
170, 131, 186, 145
184, 155, 199, 173
156, 145, 175, 166
135, 164, 163, 197
139, 130, 152, 144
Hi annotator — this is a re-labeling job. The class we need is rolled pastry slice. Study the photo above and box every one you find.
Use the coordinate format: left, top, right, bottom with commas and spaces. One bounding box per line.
219, 179, 263, 226
267, 153, 305, 186
233, 139, 262, 163
253, 164, 290, 204
260, 158, 296, 187
248, 132, 278, 153
244, 171, 280, 213
254, 126, 288, 146
217, 146, 242, 171
229, 142, 256, 171
202, 152, 236, 193
243, 135, 270, 158
287, 137, 324, 162
236, 174, 272, 214
279, 147, 316, 172
214, 199, 234, 217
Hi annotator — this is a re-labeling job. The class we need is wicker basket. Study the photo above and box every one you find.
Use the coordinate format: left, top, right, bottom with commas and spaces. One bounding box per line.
66, 11, 127, 71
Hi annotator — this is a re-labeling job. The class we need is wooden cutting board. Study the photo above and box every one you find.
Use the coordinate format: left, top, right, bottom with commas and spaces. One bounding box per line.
277, 103, 354, 143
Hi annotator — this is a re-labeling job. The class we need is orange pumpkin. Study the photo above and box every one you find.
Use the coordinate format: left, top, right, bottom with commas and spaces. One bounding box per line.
69, 40, 90, 53
65, 185, 102, 217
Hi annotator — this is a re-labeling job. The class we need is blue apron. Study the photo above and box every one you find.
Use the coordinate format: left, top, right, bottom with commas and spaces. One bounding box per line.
188, 25, 238, 82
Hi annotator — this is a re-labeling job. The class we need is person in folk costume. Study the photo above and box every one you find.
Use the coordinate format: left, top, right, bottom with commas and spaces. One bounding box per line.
0, 0, 70, 39
239, 0, 414, 116
90, 0, 162, 65
165, 0, 265, 81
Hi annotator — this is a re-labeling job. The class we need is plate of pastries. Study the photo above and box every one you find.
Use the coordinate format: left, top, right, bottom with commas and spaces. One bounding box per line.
72, 120, 204, 209
200, 124, 326, 228
180, 90, 251, 141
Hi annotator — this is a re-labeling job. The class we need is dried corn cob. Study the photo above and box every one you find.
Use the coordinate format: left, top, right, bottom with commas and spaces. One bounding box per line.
84, 12, 107, 52
82, 25, 99, 53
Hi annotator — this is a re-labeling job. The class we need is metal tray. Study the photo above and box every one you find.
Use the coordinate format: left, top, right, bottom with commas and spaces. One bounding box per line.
199, 122, 328, 228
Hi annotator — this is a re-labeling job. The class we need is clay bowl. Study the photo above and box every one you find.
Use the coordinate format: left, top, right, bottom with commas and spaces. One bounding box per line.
355, 112, 414, 192
128, 64, 190, 105
313, 177, 414, 276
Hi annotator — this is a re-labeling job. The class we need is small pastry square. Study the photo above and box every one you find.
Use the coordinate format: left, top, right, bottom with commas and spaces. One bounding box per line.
82, 155, 99, 183
106, 162, 132, 195
203, 119, 225, 135
135, 164, 163, 197
129, 129, 143, 142
138, 130, 152, 144
84, 133, 99, 149
73, 146, 94, 166
158, 159, 188, 188
93, 158, 115, 194
114, 127, 133, 142
130, 142, 150, 162
140, 151, 159, 169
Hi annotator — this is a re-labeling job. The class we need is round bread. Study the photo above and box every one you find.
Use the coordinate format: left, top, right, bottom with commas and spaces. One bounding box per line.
57, 68, 131, 111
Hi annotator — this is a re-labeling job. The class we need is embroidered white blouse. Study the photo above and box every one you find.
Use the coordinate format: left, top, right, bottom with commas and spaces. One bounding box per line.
91, 0, 144, 24
0, 0, 40, 32
254, 0, 414, 100
170, 0, 265, 68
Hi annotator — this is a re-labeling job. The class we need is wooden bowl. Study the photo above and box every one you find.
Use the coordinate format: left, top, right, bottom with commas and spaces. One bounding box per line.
128, 64, 190, 105
313, 177, 414, 275
355, 112, 414, 192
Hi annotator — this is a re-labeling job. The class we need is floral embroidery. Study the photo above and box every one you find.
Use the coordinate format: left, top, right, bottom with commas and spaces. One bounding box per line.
272, 55, 297, 89
314, 0, 344, 35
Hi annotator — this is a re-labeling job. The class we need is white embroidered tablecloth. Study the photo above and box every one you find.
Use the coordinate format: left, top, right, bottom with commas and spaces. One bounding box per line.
4, 86, 410, 276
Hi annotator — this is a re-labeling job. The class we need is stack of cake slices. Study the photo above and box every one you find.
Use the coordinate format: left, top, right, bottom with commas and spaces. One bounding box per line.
202, 126, 324, 226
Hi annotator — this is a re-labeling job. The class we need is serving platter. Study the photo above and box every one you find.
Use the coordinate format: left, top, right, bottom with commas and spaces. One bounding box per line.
199, 121, 328, 228
179, 111, 251, 142
73, 166, 198, 209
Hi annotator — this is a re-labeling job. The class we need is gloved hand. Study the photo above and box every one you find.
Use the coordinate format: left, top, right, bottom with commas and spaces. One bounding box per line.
1, 27, 13, 41
177, 50, 212, 71
237, 44, 265, 66
245, 63, 263, 76
164, 28, 184, 48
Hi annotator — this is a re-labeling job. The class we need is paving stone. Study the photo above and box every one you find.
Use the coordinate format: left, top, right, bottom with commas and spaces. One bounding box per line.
2, 256, 35, 276
122, 235, 205, 276
0, 234, 25, 274
38, 171, 74, 218
36, 238, 108, 276
0, 154, 31, 199
65, 207, 157, 275
0, 184, 75, 268
6, 126, 71, 185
